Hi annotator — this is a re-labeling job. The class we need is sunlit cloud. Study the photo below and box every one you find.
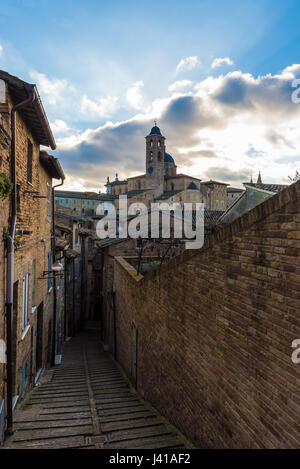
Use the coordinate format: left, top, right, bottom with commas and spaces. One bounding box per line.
80, 95, 119, 118
126, 80, 144, 110
176, 56, 200, 74
55, 64, 300, 191
29, 70, 73, 105
168, 80, 193, 93
211, 57, 234, 69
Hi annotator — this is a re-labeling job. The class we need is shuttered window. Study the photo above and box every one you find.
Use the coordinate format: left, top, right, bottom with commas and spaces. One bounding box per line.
22, 272, 30, 332
27, 140, 33, 183
48, 251, 52, 290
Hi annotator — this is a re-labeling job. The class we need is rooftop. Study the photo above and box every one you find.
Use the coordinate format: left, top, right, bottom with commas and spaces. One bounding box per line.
40, 151, 65, 180
201, 180, 229, 186
55, 190, 116, 200
244, 183, 288, 193
227, 187, 244, 193
0, 70, 56, 149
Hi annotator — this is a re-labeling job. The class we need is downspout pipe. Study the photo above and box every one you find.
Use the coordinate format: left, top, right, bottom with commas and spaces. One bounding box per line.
6, 87, 36, 436
51, 179, 64, 367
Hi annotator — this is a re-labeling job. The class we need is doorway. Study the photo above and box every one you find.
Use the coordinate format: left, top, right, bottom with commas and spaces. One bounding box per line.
36, 302, 43, 373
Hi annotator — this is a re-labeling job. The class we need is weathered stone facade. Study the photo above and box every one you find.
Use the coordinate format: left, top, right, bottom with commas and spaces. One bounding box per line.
0, 73, 63, 441
113, 180, 300, 448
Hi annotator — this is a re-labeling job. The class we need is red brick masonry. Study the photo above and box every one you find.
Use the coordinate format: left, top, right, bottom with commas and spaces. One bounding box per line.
114, 180, 300, 448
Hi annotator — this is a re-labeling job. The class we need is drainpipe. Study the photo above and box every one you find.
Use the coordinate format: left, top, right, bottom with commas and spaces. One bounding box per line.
5, 87, 36, 436
51, 180, 64, 367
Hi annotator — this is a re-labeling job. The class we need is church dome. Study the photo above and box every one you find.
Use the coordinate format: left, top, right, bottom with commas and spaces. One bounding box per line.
164, 152, 174, 164
149, 125, 162, 136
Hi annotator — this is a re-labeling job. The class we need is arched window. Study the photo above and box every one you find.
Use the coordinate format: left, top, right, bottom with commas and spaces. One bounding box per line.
138, 181, 141, 189
150, 151, 153, 162
149, 140, 153, 148
171, 183, 174, 191
158, 151, 162, 161
158, 140, 161, 148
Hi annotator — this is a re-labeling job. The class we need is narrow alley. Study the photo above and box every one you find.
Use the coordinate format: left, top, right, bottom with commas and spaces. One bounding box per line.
3, 332, 190, 450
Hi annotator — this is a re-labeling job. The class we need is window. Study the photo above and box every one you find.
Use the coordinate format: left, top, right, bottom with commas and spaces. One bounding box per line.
48, 251, 52, 291
66, 199, 69, 204
31, 259, 36, 310
21, 362, 27, 392
22, 272, 30, 332
92, 201, 95, 206
158, 151, 162, 161
73, 199, 76, 204
47, 183, 51, 220
27, 140, 33, 184
82, 200, 85, 205
216, 200, 219, 208
221, 200, 224, 208
75, 228, 79, 244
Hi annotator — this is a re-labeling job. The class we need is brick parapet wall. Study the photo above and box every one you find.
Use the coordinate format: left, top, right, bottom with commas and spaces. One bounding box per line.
114, 180, 300, 448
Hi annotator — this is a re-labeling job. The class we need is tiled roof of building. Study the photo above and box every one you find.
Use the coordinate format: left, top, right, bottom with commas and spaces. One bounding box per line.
55, 238, 69, 250
0, 69, 56, 149
55, 190, 115, 200
227, 187, 244, 193
244, 183, 288, 193
165, 173, 201, 181
154, 190, 182, 200
126, 189, 151, 197
201, 180, 229, 186
40, 151, 65, 180
65, 248, 80, 259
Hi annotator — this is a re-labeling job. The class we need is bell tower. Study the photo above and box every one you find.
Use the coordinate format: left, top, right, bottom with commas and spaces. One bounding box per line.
145, 122, 165, 192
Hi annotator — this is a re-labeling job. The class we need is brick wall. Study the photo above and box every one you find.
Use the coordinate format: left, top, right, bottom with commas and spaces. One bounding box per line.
0, 84, 55, 405
113, 181, 300, 448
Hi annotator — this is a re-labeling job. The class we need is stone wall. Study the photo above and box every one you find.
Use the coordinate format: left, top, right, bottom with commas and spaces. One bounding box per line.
0, 83, 55, 413
113, 181, 300, 449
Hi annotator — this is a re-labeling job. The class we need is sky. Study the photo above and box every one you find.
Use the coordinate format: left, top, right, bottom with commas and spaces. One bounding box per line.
1, 0, 300, 191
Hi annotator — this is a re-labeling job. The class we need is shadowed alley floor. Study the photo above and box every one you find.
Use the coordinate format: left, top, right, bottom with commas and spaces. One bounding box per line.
3, 332, 190, 449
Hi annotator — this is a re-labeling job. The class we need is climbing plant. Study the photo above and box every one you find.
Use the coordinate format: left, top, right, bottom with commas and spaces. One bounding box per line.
0, 172, 13, 200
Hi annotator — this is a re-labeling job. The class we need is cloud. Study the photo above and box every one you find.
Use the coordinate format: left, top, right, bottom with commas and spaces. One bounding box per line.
176, 56, 200, 74
50, 119, 71, 134
211, 57, 234, 69
29, 70, 73, 105
80, 95, 119, 118
203, 166, 251, 183
126, 81, 144, 110
168, 80, 193, 93
55, 64, 300, 190
0, 45, 3, 56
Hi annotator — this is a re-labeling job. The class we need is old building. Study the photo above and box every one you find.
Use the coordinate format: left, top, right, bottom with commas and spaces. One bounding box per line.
220, 178, 289, 225
105, 125, 227, 211
227, 187, 244, 208
0, 70, 64, 441
55, 190, 114, 217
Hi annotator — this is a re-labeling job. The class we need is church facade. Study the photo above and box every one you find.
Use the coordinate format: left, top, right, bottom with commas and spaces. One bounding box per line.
105, 125, 228, 211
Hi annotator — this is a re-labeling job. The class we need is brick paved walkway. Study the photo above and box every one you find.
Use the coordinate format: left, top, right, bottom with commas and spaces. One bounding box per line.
3, 332, 190, 449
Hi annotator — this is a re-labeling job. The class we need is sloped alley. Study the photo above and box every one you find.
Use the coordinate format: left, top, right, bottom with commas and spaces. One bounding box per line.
3, 331, 191, 450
